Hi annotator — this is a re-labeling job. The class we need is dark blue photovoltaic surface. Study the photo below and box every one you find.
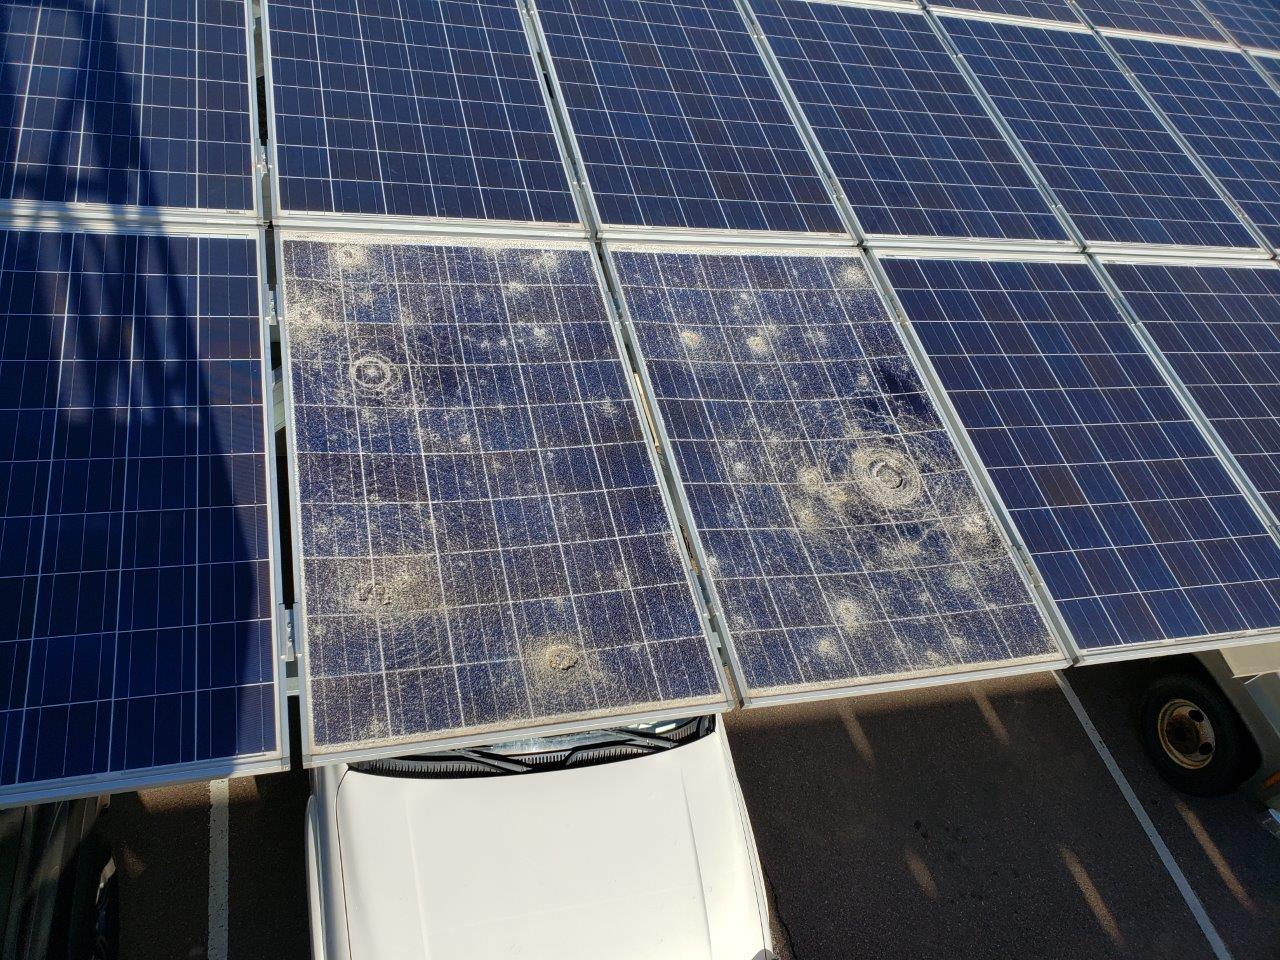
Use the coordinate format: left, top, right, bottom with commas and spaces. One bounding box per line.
932, 0, 1080, 24
0, 0, 255, 212
1201, 0, 1280, 52
1113, 39, 1280, 249
281, 239, 725, 752
535, 0, 842, 233
0, 229, 277, 794
751, 0, 1066, 243
886, 257, 1280, 651
266, 0, 577, 222
943, 18, 1258, 250
613, 249, 1059, 698
1109, 263, 1280, 519
1074, 0, 1224, 40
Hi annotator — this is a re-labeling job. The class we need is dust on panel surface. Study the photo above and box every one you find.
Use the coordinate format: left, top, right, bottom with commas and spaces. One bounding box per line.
612, 248, 1060, 700
1073, 0, 1224, 41
265, 0, 577, 223
942, 17, 1258, 250
1108, 262, 1280, 520
281, 237, 726, 754
533, 0, 843, 233
0, 0, 256, 211
0, 229, 277, 793
885, 256, 1280, 651
1112, 37, 1280, 249
750, 0, 1067, 243
927, 0, 1080, 25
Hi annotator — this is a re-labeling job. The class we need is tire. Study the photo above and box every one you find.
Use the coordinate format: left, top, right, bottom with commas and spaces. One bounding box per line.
1138, 673, 1256, 797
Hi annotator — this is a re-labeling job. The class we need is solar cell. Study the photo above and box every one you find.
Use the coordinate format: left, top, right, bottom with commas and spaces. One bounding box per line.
0, 227, 279, 801
1074, 0, 1224, 41
280, 236, 726, 757
611, 247, 1060, 701
1108, 262, 1280, 521
749, 0, 1067, 243
1201, 0, 1280, 53
942, 17, 1259, 250
1112, 38, 1280, 249
264, 0, 577, 223
884, 256, 1280, 652
0, 0, 256, 212
928, 0, 1080, 25
533, 0, 843, 233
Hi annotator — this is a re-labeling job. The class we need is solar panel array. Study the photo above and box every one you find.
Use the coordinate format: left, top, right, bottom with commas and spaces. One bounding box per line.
1107, 262, 1280, 520
884, 257, 1280, 652
941, 16, 1258, 250
749, 0, 1067, 243
1073, 0, 1224, 41
264, 0, 578, 223
928, 0, 1081, 25
611, 247, 1058, 699
1112, 37, 1280, 249
0, 228, 278, 795
1200, 0, 1280, 52
533, 0, 843, 233
0, 0, 257, 213
281, 237, 726, 754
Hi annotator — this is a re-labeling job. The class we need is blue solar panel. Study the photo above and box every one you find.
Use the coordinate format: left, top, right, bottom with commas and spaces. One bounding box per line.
885, 256, 1280, 652
750, 0, 1067, 243
0, 228, 278, 799
1074, 0, 1224, 40
1201, 0, 1280, 52
1112, 38, 1280, 249
1108, 262, 1280, 520
0, 0, 256, 212
612, 248, 1060, 699
265, 0, 577, 223
942, 18, 1259, 250
930, 0, 1080, 25
281, 237, 726, 755
534, 0, 843, 233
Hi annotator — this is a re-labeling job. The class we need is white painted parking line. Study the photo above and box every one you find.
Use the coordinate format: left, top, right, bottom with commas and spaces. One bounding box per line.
1055, 671, 1233, 960
209, 779, 230, 960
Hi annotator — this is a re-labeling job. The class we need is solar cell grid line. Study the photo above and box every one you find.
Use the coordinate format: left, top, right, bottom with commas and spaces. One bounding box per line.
1110, 38, 1280, 251
1073, 0, 1226, 41
882, 255, 1280, 655
940, 16, 1261, 252
747, 0, 1070, 245
278, 235, 728, 760
607, 245, 1063, 703
1258, 52, 1280, 91
1199, 0, 1280, 53
529, 0, 845, 235
1106, 261, 1280, 525
925, 0, 1081, 26
0, 0, 257, 215
0, 226, 283, 805
262, 0, 579, 225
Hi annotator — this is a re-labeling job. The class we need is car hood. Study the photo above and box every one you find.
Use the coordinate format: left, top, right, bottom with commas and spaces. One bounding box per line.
332, 730, 768, 960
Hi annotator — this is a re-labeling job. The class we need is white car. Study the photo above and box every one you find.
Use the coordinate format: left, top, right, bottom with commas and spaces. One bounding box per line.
305, 715, 775, 960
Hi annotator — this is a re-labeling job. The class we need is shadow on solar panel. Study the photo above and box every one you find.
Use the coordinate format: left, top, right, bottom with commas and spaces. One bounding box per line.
278, 235, 729, 761
608, 246, 1063, 704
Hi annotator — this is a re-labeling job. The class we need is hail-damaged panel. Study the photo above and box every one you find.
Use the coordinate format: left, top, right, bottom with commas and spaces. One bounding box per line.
279, 235, 729, 762
610, 246, 1063, 704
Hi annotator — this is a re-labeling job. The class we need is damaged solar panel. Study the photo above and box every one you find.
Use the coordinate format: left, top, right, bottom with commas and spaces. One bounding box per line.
610, 247, 1062, 703
279, 235, 728, 759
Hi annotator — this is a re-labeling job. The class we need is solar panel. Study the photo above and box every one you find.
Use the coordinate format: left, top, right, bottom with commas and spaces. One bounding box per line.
941, 17, 1259, 250
928, 0, 1081, 25
264, 0, 578, 223
884, 256, 1280, 652
1107, 262, 1280, 520
749, 0, 1067, 243
280, 236, 727, 758
610, 246, 1061, 702
1073, 0, 1225, 40
0, 0, 256, 212
533, 0, 843, 233
1111, 38, 1280, 250
1201, 0, 1280, 52
0, 227, 280, 803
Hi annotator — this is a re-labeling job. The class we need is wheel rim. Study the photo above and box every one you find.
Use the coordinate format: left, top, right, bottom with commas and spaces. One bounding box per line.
1156, 698, 1216, 770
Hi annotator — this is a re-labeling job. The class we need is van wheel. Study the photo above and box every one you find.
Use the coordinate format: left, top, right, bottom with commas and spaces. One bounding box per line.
1138, 673, 1254, 797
